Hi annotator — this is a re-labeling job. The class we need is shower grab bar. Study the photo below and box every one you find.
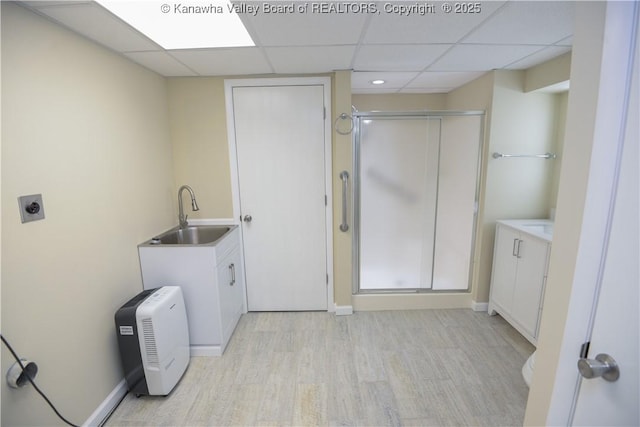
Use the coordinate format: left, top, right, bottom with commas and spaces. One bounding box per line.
492, 152, 557, 159
340, 171, 349, 232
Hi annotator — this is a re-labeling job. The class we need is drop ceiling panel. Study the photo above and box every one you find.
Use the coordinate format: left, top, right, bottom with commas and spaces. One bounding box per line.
398, 87, 452, 94
429, 44, 543, 71
169, 48, 273, 75
32, 3, 160, 52
239, 6, 368, 46
265, 46, 356, 74
352, 71, 419, 90
124, 51, 197, 76
17, 1, 575, 92
363, 1, 507, 44
464, 1, 574, 45
353, 88, 404, 94
406, 71, 486, 89
354, 44, 452, 71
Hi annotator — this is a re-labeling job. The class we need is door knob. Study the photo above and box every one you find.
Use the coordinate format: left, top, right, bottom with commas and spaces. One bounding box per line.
243, 215, 252, 223
578, 353, 620, 382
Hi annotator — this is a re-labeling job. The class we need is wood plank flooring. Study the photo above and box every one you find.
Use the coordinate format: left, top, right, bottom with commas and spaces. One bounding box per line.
106, 309, 534, 426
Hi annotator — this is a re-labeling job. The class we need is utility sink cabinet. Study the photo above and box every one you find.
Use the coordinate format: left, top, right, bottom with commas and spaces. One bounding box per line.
138, 226, 245, 356
488, 220, 553, 346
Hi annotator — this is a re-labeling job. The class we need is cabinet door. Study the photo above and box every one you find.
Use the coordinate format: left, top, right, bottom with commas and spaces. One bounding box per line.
512, 236, 549, 337
490, 225, 520, 311
217, 249, 244, 350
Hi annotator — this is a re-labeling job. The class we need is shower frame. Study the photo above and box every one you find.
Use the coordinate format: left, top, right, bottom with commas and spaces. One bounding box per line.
351, 110, 485, 294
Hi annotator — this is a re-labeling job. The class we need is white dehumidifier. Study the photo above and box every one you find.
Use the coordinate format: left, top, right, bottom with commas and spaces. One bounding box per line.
115, 286, 190, 396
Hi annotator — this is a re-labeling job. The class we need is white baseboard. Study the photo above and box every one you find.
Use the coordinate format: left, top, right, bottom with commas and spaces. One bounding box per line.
190, 345, 222, 357
471, 301, 489, 312
83, 379, 127, 427
334, 304, 353, 316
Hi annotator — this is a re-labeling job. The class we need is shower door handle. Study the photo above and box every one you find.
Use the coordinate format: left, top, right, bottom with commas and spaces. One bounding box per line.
340, 171, 349, 232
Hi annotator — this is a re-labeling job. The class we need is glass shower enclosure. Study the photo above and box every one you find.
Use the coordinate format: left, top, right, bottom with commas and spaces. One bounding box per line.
353, 111, 484, 292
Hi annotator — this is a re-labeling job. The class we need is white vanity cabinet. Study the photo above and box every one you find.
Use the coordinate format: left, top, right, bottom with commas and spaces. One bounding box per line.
488, 220, 552, 345
138, 226, 245, 356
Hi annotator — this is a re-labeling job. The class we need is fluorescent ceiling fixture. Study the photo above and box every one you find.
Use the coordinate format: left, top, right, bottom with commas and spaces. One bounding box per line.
96, 1, 255, 49
371, 79, 386, 85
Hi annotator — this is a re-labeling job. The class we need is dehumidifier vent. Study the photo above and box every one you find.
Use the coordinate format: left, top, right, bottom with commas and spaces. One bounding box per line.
141, 318, 159, 364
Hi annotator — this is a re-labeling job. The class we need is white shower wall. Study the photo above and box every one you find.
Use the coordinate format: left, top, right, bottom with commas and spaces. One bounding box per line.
432, 115, 483, 290
359, 118, 440, 289
357, 113, 482, 292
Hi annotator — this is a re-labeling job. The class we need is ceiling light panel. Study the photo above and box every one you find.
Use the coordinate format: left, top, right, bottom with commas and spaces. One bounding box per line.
32, 2, 160, 52
96, 0, 254, 49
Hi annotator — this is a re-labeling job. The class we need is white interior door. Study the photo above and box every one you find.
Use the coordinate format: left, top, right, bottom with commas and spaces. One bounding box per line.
230, 83, 329, 311
571, 8, 639, 424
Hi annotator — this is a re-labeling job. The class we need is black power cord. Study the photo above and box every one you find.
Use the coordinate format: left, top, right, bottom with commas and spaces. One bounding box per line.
1, 334, 79, 427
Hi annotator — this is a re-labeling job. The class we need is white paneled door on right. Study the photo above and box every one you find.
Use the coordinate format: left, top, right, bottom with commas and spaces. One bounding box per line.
231, 84, 328, 311
571, 2, 639, 423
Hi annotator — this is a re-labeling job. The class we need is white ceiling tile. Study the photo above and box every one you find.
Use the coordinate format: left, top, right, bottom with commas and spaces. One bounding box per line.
363, 1, 506, 44
399, 87, 452, 94
123, 51, 197, 76
505, 46, 572, 70
169, 48, 273, 75
464, 1, 574, 45
32, 3, 160, 52
354, 44, 451, 71
18, 1, 575, 91
406, 71, 486, 88
428, 44, 542, 71
352, 88, 401, 95
352, 71, 419, 90
238, 4, 367, 46
265, 46, 355, 73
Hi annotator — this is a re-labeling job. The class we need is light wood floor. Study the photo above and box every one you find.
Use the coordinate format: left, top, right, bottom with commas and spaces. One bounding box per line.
106, 309, 534, 426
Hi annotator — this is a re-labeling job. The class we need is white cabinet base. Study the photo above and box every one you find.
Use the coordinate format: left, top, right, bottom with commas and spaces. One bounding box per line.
488, 220, 552, 346
138, 226, 245, 356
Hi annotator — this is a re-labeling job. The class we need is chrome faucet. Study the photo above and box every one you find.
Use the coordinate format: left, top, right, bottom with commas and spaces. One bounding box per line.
178, 185, 199, 228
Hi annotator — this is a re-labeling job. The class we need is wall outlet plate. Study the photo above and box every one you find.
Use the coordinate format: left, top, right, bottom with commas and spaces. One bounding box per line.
18, 194, 45, 223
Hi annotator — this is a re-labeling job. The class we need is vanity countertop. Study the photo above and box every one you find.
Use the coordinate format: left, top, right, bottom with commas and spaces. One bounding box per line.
497, 219, 554, 242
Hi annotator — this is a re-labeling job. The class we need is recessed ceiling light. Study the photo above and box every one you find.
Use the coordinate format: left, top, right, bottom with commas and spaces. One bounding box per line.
371, 80, 386, 85
96, 0, 255, 49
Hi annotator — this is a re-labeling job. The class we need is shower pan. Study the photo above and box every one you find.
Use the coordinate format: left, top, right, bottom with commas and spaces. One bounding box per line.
352, 111, 484, 293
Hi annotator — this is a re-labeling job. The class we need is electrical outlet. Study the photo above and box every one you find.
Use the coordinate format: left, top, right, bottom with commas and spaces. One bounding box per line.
18, 194, 45, 223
